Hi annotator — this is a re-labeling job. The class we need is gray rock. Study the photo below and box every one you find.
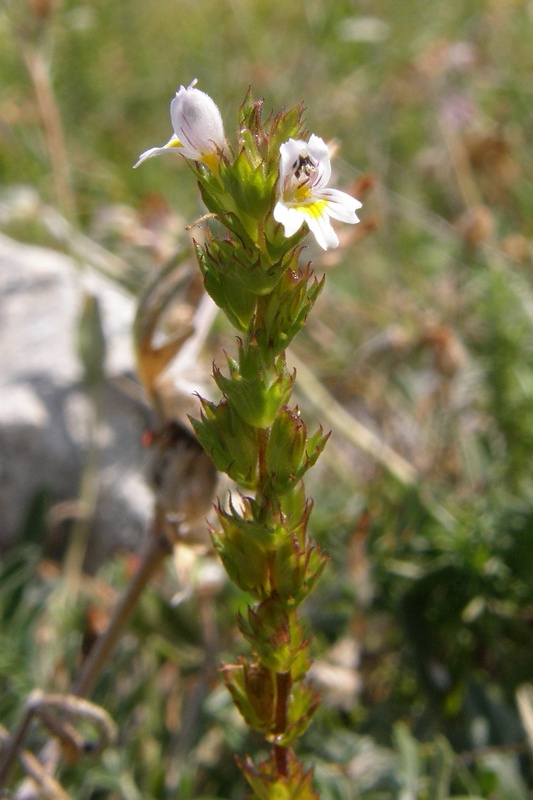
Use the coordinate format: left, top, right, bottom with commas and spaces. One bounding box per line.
0, 233, 153, 569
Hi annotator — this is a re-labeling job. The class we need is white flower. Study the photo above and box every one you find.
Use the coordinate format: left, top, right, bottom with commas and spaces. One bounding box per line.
273, 134, 362, 250
134, 79, 226, 170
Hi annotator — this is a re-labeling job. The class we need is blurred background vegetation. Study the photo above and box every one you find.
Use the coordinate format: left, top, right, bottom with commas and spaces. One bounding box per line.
2, 0, 533, 798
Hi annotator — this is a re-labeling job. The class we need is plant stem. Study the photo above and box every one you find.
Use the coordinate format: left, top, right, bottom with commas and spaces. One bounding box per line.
273, 670, 292, 777
62, 386, 102, 605
22, 43, 77, 224
0, 706, 34, 789
273, 743, 289, 778
257, 428, 270, 494
72, 512, 172, 698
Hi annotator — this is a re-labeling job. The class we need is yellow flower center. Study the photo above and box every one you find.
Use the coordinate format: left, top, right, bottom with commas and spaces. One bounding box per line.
201, 152, 221, 172
292, 182, 312, 203
295, 198, 328, 217
166, 137, 220, 172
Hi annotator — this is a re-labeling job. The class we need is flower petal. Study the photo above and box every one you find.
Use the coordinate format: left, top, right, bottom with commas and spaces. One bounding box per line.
279, 139, 308, 180
275, 132, 362, 249
134, 81, 225, 170
321, 188, 362, 223
304, 207, 339, 250
306, 135, 331, 187
133, 136, 183, 168
170, 83, 226, 158
273, 201, 305, 238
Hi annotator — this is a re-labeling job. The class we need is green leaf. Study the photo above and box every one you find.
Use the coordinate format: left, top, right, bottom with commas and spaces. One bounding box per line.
393, 723, 420, 800
77, 293, 106, 387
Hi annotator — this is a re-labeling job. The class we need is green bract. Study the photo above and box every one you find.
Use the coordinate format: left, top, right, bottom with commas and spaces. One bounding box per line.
190, 398, 259, 488
222, 661, 276, 734
221, 148, 276, 221
257, 264, 325, 356
214, 350, 294, 429
266, 408, 330, 494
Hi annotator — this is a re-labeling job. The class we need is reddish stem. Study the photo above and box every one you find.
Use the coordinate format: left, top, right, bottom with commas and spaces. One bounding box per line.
273, 743, 289, 778
272, 670, 292, 778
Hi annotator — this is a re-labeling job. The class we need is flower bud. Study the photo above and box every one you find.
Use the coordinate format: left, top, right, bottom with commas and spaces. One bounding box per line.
190, 398, 259, 488
266, 407, 306, 493
258, 264, 324, 357
238, 601, 314, 679
238, 749, 317, 800
210, 524, 268, 596
195, 239, 257, 331
213, 349, 294, 429
266, 408, 329, 494
134, 80, 226, 170
220, 147, 276, 223
222, 661, 276, 734
271, 535, 329, 606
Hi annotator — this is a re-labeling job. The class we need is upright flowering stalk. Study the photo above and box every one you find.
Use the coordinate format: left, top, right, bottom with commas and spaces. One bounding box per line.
135, 82, 361, 800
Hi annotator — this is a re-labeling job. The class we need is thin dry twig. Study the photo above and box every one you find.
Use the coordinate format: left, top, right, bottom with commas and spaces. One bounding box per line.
516, 684, 533, 755
0, 691, 116, 793
290, 352, 457, 530
21, 44, 77, 223
291, 352, 418, 486
0, 723, 71, 800
72, 514, 172, 698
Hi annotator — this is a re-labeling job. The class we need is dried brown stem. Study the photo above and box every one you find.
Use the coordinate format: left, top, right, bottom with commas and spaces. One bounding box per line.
21, 44, 77, 222
0, 706, 35, 788
0, 720, 71, 800
0, 692, 116, 793
72, 515, 172, 698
